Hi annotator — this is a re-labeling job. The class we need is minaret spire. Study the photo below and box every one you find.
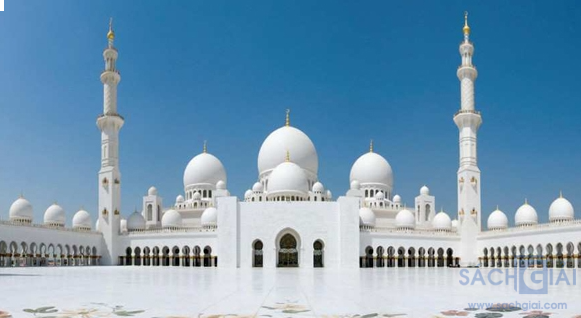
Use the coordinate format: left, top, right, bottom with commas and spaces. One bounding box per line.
107, 18, 115, 48
454, 12, 483, 267
285, 109, 290, 127
97, 18, 124, 266
369, 139, 374, 153
463, 11, 470, 41
203, 140, 207, 153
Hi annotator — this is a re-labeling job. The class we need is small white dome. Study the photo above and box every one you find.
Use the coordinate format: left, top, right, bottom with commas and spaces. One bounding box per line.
326, 190, 332, 199
487, 208, 508, 230
420, 185, 430, 196
176, 195, 185, 203
192, 191, 201, 201
359, 207, 376, 227
216, 180, 226, 190
9, 197, 33, 222
183, 152, 227, 188
148, 186, 158, 196
120, 218, 127, 232
350, 180, 360, 190
258, 125, 318, 176
393, 194, 402, 204
252, 182, 264, 192
313, 182, 324, 193
162, 209, 182, 228
374, 191, 385, 200
267, 161, 309, 196
515, 201, 538, 226
44, 204, 65, 226
549, 194, 574, 222
395, 209, 415, 229
72, 209, 92, 230
201, 207, 218, 227
350, 152, 394, 189
244, 189, 253, 199
433, 211, 452, 231
127, 211, 146, 230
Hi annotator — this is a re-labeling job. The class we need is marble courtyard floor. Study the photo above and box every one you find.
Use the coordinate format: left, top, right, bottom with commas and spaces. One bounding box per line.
0, 266, 579, 318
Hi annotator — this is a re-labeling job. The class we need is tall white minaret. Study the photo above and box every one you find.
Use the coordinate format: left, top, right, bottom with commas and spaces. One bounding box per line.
97, 19, 124, 265
454, 12, 482, 267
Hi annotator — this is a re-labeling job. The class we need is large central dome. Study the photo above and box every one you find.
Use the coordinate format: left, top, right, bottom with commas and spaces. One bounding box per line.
258, 125, 318, 175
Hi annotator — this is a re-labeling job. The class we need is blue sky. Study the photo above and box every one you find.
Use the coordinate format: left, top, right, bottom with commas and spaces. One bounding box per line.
0, 1, 580, 226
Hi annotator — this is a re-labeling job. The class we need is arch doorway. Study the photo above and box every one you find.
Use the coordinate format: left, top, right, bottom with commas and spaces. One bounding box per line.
313, 240, 324, 268
277, 233, 298, 267
253, 240, 263, 268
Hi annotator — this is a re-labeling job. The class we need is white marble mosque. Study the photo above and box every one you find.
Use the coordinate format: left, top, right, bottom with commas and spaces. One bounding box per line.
1, 14, 580, 273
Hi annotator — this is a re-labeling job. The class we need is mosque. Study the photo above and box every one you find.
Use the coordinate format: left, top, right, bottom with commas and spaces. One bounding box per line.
0, 14, 580, 269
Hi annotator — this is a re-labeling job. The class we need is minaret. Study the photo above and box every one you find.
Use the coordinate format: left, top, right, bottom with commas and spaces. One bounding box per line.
454, 12, 482, 267
97, 18, 124, 265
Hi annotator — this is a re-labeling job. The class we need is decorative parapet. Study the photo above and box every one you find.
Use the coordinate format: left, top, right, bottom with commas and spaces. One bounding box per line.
480, 219, 581, 237
126, 227, 217, 235
0, 219, 101, 235
361, 227, 459, 237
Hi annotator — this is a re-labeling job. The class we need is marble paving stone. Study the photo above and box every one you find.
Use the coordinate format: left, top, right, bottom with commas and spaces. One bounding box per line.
0, 267, 578, 318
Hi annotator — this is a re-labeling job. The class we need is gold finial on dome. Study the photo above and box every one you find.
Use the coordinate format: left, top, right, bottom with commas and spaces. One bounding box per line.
107, 18, 115, 41
524, 198, 529, 205
285, 150, 290, 162
203, 140, 207, 153
559, 190, 563, 198
463, 11, 470, 35
369, 139, 374, 153
285, 109, 290, 127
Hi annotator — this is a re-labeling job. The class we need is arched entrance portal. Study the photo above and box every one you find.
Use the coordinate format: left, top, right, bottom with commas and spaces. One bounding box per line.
277, 233, 298, 267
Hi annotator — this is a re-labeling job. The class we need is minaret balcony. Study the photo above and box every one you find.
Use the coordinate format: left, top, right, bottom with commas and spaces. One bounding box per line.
454, 110, 482, 130
102, 69, 120, 75
100, 71, 121, 85
457, 66, 477, 80
454, 109, 481, 116
97, 113, 125, 131
98, 113, 124, 120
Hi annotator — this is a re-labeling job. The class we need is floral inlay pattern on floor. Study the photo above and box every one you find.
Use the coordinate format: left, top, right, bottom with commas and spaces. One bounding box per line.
0, 311, 12, 318
261, 300, 311, 315
22, 304, 144, 317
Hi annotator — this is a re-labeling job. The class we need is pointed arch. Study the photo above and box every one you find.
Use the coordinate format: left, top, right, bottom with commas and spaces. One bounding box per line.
407, 247, 416, 267
252, 240, 264, 268
397, 247, 406, 268
182, 246, 191, 267
387, 246, 396, 268
436, 248, 444, 267
376, 246, 384, 268
418, 247, 426, 267
313, 240, 324, 268
275, 228, 300, 268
